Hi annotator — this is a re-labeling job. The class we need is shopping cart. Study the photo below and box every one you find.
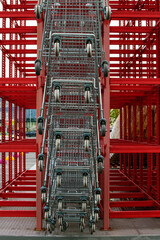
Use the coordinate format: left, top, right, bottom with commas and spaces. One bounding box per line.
35, 0, 111, 234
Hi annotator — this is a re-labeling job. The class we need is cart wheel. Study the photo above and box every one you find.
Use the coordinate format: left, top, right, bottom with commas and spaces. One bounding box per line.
98, 162, 103, 174
38, 160, 43, 172
55, 89, 60, 102
55, 42, 60, 57
60, 225, 63, 232
85, 90, 90, 103
57, 175, 61, 187
84, 139, 89, 151
52, 224, 55, 231
47, 223, 50, 232
58, 217, 63, 226
103, 63, 109, 77
92, 223, 96, 232
80, 224, 84, 232
58, 200, 62, 211
38, 123, 43, 135
104, 6, 112, 20
101, 124, 106, 137
35, 4, 41, 19
83, 176, 88, 187
90, 225, 94, 234
35, 61, 41, 76
96, 194, 101, 205
49, 225, 52, 234
81, 217, 85, 227
82, 202, 87, 211
56, 139, 60, 151
95, 213, 99, 222
42, 192, 46, 203
44, 211, 49, 221
87, 43, 92, 57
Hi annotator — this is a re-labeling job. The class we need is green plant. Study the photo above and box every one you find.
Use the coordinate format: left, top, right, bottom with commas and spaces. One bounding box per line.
110, 109, 120, 127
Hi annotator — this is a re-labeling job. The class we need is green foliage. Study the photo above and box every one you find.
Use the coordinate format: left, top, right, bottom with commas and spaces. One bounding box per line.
110, 109, 120, 127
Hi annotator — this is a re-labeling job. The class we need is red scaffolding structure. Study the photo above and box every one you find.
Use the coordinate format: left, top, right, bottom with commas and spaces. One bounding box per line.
0, 0, 160, 232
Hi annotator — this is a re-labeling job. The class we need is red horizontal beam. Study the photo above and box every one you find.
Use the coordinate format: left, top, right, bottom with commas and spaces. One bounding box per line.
0, 201, 36, 207
0, 192, 36, 198
0, 139, 36, 152
18, 176, 36, 181
0, 210, 36, 217
110, 144, 160, 153
18, 64, 34, 68
0, 27, 37, 33
0, 40, 37, 45
20, 69, 36, 72
110, 78, 160, 85
112, 11, 160, 19
110, 49, 155, 54
110, 40, 149, 45
8, 186, 36, 191
110, 92, 144, 97
110, 86, 153, 91
110, 63, 156, 67
8, 50, 37, 54
14, 181, 36, 185
110, 177, 127, 181
1, 93, 36, 97
0, 86, 36, 91
110, 74, 156, 77
7, 4, 35, 9
110, 26, 153, 33
110, 186, 138, 191
110, 57, 156, 61
14, 57, 36, 61
24, 171, 36, 177
110, 210, 160, 218
110, 181, 132, 186
0, 11, 36, 19
110, 192, 145, 198
0, 78, 37, 84
110, 200, 155, 208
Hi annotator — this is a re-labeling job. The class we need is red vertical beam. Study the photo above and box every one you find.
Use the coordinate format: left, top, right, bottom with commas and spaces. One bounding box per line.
9, 0, 13, 79
157, 88, 160, 201
124, 106, 127, 140
102, 19, 110, 230
9, 0, 13, 184
14, 104, 17, 178
9, 102, 12, 182
36, 16, 43, 231
133, 103, 137, 182
1, 98, 6, 189
2, 4, 6, 81
23, 108, 26, 171
156, 0, 160, 202
139, 100, 143, 187
14, 0, 18, 79
2, 1, 6, 189
19, 107, 22, 174
147, 97, 152, 194
128, 105, 131, 177
123, 106, 127, 174
120, 108, 122, 170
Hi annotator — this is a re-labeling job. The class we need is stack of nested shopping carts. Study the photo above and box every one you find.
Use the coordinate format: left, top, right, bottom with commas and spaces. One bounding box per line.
34, 0, 111, 234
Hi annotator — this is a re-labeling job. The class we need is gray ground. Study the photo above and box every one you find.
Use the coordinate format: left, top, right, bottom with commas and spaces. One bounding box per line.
0, 217, 160, 237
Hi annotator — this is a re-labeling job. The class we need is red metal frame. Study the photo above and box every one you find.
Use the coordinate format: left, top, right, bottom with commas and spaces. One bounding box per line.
0, 0, 37, 218
109, 0, 160, 223
0, 0, 160, 232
